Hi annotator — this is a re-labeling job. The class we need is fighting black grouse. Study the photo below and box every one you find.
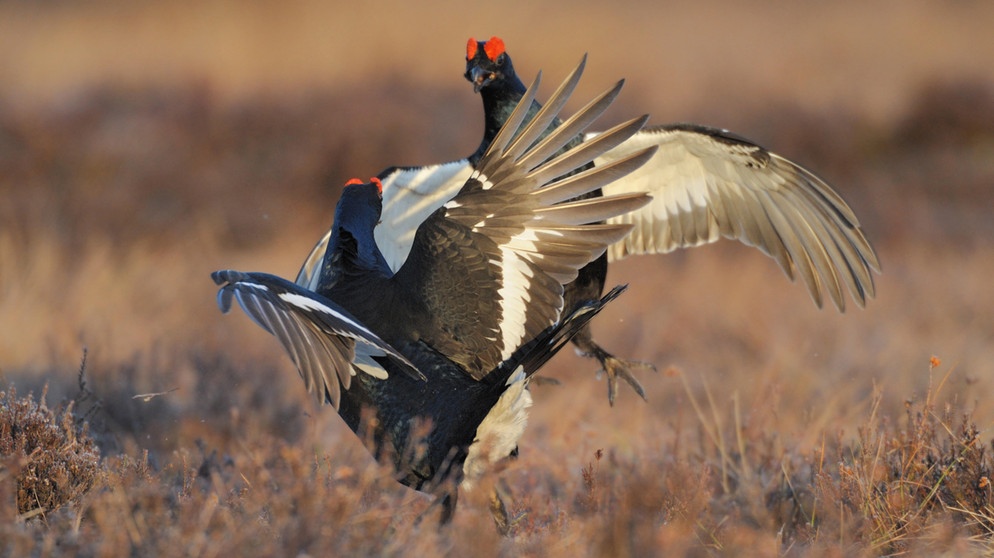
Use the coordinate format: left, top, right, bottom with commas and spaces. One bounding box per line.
213, 61, 655, 523
297, 37, 881, 405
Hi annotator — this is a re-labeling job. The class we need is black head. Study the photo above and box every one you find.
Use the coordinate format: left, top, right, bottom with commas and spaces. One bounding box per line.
336, 177, 382, 229
464, 36, 517, 93
332, 177, 386, 265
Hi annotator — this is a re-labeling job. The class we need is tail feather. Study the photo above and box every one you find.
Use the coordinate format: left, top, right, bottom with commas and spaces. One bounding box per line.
481, 284, 628, 384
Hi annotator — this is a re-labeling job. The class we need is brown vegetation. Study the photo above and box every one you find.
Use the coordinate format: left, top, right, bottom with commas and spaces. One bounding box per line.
0, 371, 100, 520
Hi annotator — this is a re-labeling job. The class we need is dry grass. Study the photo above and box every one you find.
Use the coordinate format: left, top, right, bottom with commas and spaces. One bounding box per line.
2, 2, 994, 555
3, 355, 991, 555
0, 379, 100, 520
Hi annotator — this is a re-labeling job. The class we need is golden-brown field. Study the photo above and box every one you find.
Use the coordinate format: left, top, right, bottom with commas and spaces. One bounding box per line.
2, 1, 993, 555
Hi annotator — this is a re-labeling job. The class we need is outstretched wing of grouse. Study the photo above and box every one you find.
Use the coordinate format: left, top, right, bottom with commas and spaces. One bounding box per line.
212, 270, 423, 409
589, 124, 880, 311
393, 59, 655, 379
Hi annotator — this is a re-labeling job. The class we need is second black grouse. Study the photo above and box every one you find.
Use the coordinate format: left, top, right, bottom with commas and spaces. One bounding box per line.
296, 37, 881, 405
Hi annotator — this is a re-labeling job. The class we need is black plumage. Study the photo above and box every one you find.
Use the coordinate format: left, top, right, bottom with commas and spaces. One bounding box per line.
214, 62, 654, 523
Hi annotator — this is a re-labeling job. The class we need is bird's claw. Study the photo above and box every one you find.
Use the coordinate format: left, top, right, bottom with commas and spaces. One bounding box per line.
598, 356, 655, 406
490, 483, 527, 536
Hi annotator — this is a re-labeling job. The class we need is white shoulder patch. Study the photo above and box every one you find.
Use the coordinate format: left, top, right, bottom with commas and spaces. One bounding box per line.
377, 162, 474, 271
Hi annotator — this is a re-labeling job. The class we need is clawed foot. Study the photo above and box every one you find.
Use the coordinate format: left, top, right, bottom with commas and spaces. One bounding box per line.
489, 481, 527, 536
571, 328, 656, 405
577, 343, 655, 405
598, 355, 655, 406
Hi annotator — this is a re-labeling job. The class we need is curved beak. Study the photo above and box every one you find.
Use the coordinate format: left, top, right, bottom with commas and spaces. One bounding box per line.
468, 66, 495, 93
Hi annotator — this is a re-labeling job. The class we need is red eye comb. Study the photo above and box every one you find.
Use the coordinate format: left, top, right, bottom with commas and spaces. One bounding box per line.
484, 36, 505, 62
345, 177, 382, 194
466, 38, 478, 61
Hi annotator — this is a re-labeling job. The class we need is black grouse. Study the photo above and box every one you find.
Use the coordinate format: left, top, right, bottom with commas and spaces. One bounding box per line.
213, 61, 655, 524
297, 37, 881, 405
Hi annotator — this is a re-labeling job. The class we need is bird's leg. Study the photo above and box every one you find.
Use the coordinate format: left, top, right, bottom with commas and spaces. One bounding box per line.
438, 490, 457, 526
571, 328, 655, 406
489, 478, 526, 536
414, 488, 458, 530
563, 257, 654, 405
489, 484, 511, 535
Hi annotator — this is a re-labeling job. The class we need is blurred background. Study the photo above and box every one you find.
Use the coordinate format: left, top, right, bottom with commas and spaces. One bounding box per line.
1, 0, 992, 459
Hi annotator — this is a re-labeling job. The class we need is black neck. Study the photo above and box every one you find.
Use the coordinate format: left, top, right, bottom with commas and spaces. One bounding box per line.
318, 228, 386, 292
469, 78, 529, 165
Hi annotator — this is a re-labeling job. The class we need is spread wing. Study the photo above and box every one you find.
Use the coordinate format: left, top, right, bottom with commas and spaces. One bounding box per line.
295, 162, 474, 291
593, 124, 880, 311
393, 57, 655, 379
212, 270, 424, 409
